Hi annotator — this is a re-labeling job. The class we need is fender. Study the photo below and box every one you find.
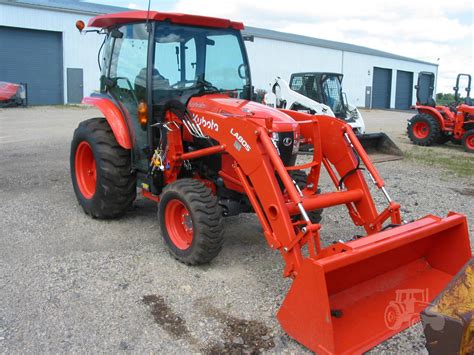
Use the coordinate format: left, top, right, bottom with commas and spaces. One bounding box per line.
415, 105, 446, 130
82, 96, 132, 149
458, 103, 474, 116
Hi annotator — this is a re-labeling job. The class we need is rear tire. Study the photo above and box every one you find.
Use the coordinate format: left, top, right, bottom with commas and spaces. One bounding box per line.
407, 113, 441, 146
158, 179, 224, 265
290, 170, 323, 223
70, 117, 136, 218
462, 129, 474, 153
384, 303, 403, 330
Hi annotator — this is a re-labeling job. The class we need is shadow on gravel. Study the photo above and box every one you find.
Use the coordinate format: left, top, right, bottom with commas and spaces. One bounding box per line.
450, 187, 474, 196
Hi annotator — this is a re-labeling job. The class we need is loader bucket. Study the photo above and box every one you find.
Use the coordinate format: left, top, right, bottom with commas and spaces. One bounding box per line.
278, 213, 471, 354
357, 132, 403, 163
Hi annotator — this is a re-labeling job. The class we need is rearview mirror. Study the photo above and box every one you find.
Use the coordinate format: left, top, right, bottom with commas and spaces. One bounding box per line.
238, 64, 248, 79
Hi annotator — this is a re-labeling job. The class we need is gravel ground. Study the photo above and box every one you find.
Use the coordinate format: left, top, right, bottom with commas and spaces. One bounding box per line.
0, 106, 472, 353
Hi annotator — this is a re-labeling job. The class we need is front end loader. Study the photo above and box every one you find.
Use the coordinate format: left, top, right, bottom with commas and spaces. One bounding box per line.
265, 74, 403, 162
71, 11, 472, 354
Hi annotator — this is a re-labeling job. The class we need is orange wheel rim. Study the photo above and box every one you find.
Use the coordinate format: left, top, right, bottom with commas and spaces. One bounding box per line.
75, 141, 96, 199
412, 122, 430, 139
466, 135, 474, 150
165, 200, 194, 250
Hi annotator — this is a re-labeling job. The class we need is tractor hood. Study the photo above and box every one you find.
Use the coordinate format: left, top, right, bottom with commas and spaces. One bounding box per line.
188, 94, 299, 132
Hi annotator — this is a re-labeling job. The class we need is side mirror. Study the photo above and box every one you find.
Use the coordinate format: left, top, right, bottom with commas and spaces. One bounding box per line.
238, 64, 248, 79
243, 35, 254, 42
110, 28, 123, 39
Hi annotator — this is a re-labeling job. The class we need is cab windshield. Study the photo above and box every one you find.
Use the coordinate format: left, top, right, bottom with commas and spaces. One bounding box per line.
151, 23, 250, 99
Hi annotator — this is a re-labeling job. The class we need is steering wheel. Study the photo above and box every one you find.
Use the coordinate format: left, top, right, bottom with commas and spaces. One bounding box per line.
198, 79, 219, 92
169, 80, 196, 89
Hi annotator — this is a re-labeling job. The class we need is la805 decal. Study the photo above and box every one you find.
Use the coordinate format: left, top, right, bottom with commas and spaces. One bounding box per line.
230, 128, 251, 152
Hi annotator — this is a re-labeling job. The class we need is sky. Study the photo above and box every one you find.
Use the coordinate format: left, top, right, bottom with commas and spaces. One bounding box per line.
87, 0, 473, 93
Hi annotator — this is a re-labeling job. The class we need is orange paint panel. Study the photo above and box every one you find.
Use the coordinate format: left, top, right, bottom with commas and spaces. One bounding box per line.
82, 96, 132, 149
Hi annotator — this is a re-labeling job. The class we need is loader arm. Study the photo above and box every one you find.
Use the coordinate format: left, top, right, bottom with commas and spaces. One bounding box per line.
166, 106, 401, 275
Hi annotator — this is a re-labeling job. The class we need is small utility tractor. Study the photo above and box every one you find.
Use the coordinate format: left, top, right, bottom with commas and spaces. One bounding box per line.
265, 73, 403, 162
408, 72, 474, 152
72, 11, 472, 354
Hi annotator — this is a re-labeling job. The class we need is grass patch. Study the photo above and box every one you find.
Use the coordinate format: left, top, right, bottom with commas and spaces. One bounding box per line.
404, 146, 474, 177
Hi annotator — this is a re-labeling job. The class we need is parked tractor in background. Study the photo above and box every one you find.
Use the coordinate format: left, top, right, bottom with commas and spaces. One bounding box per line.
71, 11, 472, 354
0, 81, 27, 107
408, 72, 474, 152
264, 73, 403, 162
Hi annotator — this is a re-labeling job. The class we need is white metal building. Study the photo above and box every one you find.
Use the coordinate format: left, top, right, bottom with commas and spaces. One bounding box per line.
0, 0, 438, 109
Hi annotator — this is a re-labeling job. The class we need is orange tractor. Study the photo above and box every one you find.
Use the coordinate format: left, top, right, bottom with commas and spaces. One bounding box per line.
408, 72, 474, 152
71, 11, 472, 354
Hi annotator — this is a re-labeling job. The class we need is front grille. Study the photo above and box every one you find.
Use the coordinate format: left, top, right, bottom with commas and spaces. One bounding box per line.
276, 131, 297, 166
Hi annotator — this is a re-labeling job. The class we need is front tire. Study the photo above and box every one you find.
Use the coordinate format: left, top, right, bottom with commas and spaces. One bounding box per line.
70, 117, 136, 218
158, 179, 224, 265
462, 129, 474, 153
407, 113, 441, 146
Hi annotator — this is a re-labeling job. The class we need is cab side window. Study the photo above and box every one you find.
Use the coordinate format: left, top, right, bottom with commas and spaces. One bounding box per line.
109, 23, 148, 101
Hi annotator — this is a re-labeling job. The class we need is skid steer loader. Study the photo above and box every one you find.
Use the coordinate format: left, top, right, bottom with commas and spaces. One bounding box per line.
265, 74, 403, 163
71, 11, 472, 354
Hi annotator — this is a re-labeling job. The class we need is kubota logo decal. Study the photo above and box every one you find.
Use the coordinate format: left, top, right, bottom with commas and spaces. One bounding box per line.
193, 114, 219, 132
230, 128, 251, 152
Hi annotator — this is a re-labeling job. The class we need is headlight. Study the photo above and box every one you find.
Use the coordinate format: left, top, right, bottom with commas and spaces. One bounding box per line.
271, 132, 281, 155
292, 136, 300, 154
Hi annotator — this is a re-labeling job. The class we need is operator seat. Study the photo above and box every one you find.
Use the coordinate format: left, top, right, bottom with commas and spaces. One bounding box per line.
425, 97, 436, 107
134, 68, 170, 101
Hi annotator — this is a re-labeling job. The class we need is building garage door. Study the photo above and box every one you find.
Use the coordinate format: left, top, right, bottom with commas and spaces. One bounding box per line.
372, 67, 392, 109
395, 70, 413, 110
0, 26, 63, 105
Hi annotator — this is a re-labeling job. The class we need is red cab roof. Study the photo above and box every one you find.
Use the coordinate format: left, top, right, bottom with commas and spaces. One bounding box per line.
88, 11, 244, 30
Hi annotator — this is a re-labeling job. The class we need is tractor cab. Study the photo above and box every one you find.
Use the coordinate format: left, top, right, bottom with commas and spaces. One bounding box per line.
289, 72, 346, 118
89, 12, 252, 172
